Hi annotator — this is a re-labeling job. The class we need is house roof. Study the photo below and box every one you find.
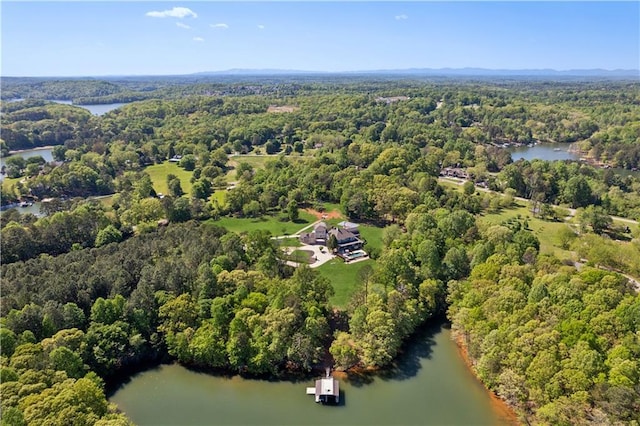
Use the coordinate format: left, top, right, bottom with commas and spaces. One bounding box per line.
337, 221, 359, 229
315, 222, 327, 231
315, 377, 339, 397
329, 228, 358, 242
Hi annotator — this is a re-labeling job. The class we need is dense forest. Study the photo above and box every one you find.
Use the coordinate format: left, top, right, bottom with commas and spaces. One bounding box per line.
1, 76, 639, 425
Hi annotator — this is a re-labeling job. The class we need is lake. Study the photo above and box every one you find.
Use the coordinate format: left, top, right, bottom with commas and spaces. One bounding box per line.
507, 143, 640, 178
507, 143, 579, 162
109, 322, 517, 426
0, 147, 55, 182
50, 99, 128, 115
0, 202, 44, 217
1, 146, 54, 168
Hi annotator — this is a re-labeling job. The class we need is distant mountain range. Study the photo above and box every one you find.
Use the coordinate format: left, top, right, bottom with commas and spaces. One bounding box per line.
192, 68, 639, 78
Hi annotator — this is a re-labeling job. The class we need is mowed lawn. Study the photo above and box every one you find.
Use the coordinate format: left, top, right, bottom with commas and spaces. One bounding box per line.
318, 258, 375, 309
207, 210, 317, 235
479, 202, 574, 259
226, 154, 306, 181
322, 220, 384, 252
225, 155, 274, 182
2, 177, 22, 197
359, 224, 384, 252
210, 189, 226, 206
317, 222, 385, 308
145, 161, 193, 196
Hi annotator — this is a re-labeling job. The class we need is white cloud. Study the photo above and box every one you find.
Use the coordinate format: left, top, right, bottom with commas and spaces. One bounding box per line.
176, 22, 191, 29
395, 14, 408, 20
210, 23, 229, 29
146, 7, 197, 19
257, 25, 265, 30
193, 37, 204, 42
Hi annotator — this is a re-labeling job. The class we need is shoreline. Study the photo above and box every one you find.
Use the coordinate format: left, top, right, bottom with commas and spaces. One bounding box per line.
453, 334, 523, 426
6, 145, 57, 156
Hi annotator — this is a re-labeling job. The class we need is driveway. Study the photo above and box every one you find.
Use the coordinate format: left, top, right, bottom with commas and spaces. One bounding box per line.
284, 243, 335, 268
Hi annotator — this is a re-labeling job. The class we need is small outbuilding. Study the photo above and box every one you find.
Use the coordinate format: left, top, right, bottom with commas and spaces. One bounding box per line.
306, 371, 340, 404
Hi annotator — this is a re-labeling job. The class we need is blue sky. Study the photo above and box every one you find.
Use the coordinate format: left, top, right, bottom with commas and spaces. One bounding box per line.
2, 1, 638, 76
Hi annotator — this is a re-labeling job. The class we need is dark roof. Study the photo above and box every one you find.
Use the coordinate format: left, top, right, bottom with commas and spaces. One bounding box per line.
329, 228, 358, 243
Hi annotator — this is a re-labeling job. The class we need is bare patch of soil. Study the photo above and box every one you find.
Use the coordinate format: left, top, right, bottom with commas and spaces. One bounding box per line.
267, 105, 299, 113
304, 208, 343, 220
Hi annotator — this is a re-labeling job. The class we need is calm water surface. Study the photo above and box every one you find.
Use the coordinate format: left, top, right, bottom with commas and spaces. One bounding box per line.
50, 100, 128, 115
1, 147, 54, 168
1, 147, 54, 182
109, 323, 516, 426
507, 143, 578, 162
507, 143, 640, 177
79, 103, 128, 115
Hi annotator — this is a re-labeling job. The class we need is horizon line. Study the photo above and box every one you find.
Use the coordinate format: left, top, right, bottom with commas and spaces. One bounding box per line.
3, 67, 640, 79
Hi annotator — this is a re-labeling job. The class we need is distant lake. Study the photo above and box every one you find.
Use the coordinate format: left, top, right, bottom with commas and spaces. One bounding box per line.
507, 143, 640, 178
1, 147, 55, 181
50, 100, 128, 115
0, 202, 44, 217
507, 143, 579, 162
1, 147, 54, 167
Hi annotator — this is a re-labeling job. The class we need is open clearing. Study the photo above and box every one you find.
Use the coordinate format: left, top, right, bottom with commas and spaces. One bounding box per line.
288, 249, 314, 264
210, 190, 226, 206
479, 202, 574, 259
208, 210, 316, 235
318, 258, 375, 308
145, 161, 193, 196
267, 105, 299, 113
226, 154, 307, 181
304, 208, 343, 221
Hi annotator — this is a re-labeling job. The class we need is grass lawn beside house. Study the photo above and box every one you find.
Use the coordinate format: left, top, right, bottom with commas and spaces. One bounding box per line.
318, 258, 375, 309
288, 249, 314, 264
275, 237, 302, 247
208, 210, 316, 235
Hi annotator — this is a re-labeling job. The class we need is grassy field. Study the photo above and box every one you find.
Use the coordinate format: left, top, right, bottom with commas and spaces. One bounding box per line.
226, 154, 307, 182
318, 258, 375, 309
207, 210, 317, 235
438, 178, 464, 191
479, 202, 574, 259
313, 202, 343, 214
275, 237, 302, 247
288, 249, 314, 264
225, 155, 275, 182
306, 220, 384, 307
359, 224, 385, 252
229, 155, 279, 169
210, 189, 226, 207
95, 195, 114, 208
1, 177, 22, 197
145, 162, 193, 196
